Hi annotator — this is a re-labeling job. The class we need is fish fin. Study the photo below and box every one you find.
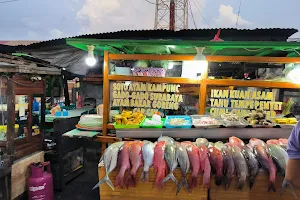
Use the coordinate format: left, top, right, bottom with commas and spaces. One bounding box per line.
236, 179, 245, 191
93, 175, 115, 191
268, 181, 276, 192
249, 177, 255, 190
162, 173, 178, 186
281, 179, 298, 199
125, 174, 136, 188
222, 176, 232, 190
176, 179, 183, 195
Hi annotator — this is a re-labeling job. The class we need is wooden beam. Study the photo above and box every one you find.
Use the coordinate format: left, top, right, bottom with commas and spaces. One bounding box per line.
6, 77, 15, 156
199, 83, 207, 115
102, 51, 109, 138
108, 75, 201, 84
206, 55, 300, 63
204, 79, 300, 89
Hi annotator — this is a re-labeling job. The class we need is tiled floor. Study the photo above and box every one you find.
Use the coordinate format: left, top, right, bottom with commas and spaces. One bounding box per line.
54, 160, 100, 200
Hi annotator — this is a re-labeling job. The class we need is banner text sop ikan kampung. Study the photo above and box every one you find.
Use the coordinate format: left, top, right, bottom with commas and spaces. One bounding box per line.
112, 82, 183, 116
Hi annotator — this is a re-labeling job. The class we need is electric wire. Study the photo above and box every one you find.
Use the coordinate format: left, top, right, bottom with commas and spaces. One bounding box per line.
235, 0, 243, 28
190, 0, 210, 28
144, 0, 156, 5
193, 0, 214, 22
188, 0, 198, 28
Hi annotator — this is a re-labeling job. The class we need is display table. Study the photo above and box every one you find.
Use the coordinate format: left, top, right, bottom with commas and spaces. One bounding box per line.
63, 129, 100, 138
45, 108, 92, 123
98, 166, 207, 200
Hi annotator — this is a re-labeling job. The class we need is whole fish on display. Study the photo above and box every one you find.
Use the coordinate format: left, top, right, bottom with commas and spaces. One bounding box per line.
140, 141, 155, 182
153, 141, 167, 188
267, 144, 288, 176
195, 138, 209, 147
208, 147, 224, 186
249, 138, 267, 149
267, 139, 280, 145
199, 145, 211, 188
254, 145, 277, 192
93, 142, 125, 190
229, 136, 245, 150
162, 143, 178, 186
242, 145, 259, 189
221, 144, 235, 190
231, 146, 248, 190
158, 135, 175, 145
278, 138, 288, 150
126, 141, 144, 187
182, 142, 201, 189
208, 142, 214, 148
176, 144, 191, 195
115, 141, 133, 188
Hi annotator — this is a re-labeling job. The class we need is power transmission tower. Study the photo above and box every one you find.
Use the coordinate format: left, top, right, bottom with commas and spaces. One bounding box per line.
154, 0, 188, 30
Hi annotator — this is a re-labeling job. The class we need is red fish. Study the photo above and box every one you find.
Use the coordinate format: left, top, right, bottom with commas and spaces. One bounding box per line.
115, 141, 133, 188
182, 142, 201, 189
126, 141, 143, 187
153, 141, 167, 188
254, 145, 277, 192
199, 146, 211, 188
229, 136, 245, 150
208, 147, 224, 186
249, 138, 267, 149
278, 138, 288, 145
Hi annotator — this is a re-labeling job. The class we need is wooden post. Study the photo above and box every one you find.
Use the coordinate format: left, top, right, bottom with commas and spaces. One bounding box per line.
199, 83, 207, 114
27, 95, 33, 141
6, 77, 15, 156
62, 71, 70, 106
102, 51, 109, 137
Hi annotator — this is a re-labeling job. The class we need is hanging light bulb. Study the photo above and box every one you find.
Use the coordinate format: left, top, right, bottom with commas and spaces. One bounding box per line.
194, 47, 208, 79
85, 45, 97, 67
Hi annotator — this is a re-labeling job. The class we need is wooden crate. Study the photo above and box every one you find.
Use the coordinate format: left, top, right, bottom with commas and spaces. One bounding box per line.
98, 167, 208, 200
209, 172, 299, 200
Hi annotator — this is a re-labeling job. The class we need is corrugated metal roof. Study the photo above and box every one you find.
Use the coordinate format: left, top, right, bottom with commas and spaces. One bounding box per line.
17, 28, 298, 50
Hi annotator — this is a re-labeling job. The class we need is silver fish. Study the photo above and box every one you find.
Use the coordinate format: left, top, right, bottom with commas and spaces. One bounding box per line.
93, 142, 125, 190
231, 145, 248, 190
242, 145, 259, 189
176, 144, 190, 195
222, 145, 235, 190
140, 141, 155, 182
162, 143, 178, 185
267, 144, 288, 176
195, 138, 209, 147
158, 135, 175, 145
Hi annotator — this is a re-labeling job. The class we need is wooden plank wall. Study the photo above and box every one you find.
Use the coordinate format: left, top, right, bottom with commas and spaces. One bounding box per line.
11, 151, 44, 200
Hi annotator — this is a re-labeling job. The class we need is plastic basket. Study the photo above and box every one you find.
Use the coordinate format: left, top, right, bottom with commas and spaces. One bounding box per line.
140, 118, 165, 128
190, 115, 222, 128
113, 117, 145, 129
164, 115, 192, 129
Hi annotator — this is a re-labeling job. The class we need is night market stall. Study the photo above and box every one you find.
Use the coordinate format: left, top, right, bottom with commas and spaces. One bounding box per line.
65, 29, 300, 200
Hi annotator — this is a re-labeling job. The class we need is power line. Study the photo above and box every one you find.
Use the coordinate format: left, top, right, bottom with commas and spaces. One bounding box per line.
188, 0, 197, 28
0, 0, 21, 3
193, 0, 214, 22
235, 0, 243, 28
190, 0, 210, 28
144, 0, 156, 5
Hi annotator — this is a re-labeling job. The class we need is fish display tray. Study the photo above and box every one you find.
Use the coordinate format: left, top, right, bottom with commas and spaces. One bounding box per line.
98, 166, 207, 200
221, 118, 250, 128
210, 173, 300, 200
164, 115, 192, 129
140, 118, 165, 128
190, 115, 222, 128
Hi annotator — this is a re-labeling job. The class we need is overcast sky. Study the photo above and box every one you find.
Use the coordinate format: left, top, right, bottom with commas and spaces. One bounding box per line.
0, 0, 299, 41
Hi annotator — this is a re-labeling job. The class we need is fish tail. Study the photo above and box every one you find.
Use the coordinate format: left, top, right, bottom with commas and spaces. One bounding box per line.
268, 181, 276, 192
215, 174, 224, 186
249, 177, 255, 190
162, 172, 178, 186
93, 174, 115, 191
281, 179, 298, 199
176, 177, 190, 195
237, 179, 245, 191
140, 171, 149, 182
222, 176, 232, 190
155, 169, 166, 188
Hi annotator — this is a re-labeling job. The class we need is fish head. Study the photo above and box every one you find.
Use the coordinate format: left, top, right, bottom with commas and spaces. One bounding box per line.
250, 138, 266, 148
229, 136, 245, 148
266, 139, 279, 145
279, 138, 288, 145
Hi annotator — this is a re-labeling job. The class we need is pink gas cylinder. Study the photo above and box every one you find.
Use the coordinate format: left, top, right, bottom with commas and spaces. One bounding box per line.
28, 162, 54, 200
